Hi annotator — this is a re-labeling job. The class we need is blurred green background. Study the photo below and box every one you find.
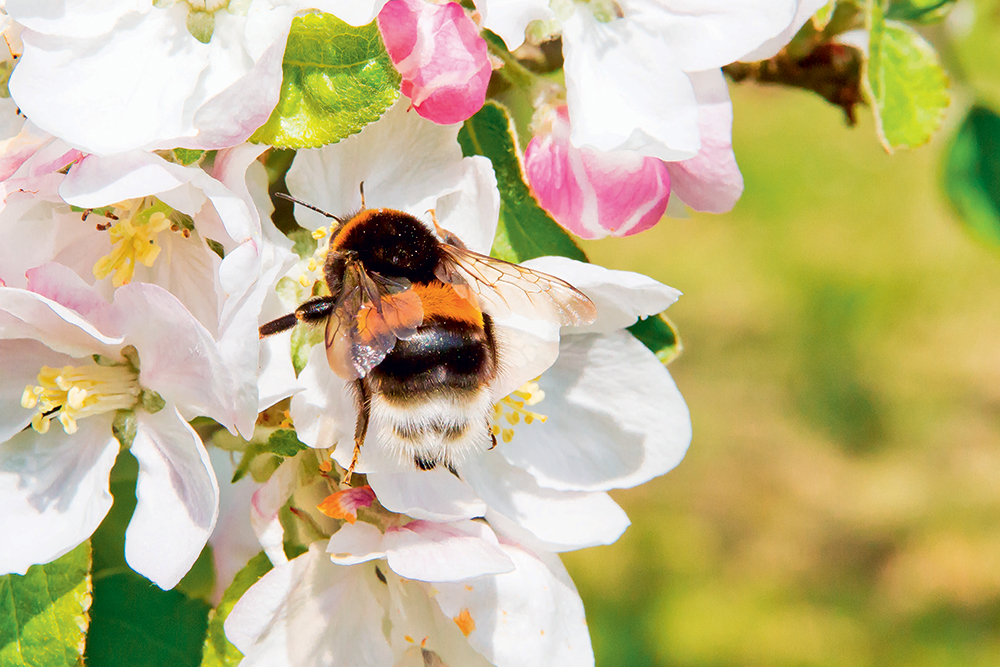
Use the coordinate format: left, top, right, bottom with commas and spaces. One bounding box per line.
564, 6, 1000, 665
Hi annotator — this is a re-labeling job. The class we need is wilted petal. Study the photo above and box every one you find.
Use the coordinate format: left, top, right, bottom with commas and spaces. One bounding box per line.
378, 0, 491, 124
0, 415, 119, 575
525, 106, 670, 239
126, 407, 219, 590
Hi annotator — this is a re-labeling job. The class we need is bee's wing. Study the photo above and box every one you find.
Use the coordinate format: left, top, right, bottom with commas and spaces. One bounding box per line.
325, 262, 424, 380
436, 245, 597, 326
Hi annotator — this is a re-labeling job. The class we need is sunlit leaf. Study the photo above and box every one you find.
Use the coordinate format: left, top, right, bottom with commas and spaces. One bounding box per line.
0, 543, 91, 667
866, 6, 949, 152
458, 102, 587, 263
251, 13, 401, 148
200, 553, 273, 667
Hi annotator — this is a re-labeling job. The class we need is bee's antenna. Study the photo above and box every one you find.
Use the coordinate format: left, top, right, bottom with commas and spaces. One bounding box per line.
359, 182, 366, 209
275, 192, 344, 223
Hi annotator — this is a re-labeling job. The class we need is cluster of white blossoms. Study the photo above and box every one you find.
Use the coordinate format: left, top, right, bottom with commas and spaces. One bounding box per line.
0, 0, 822, 665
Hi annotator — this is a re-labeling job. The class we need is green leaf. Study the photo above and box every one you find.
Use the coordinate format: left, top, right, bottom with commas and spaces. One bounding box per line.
943, 105, 1000, 250
0, 543, 92, 667
865, 6, 949, 152
84, 571, 210, 667
200, 553, 273, 667
173, 148, 206, 166
627, 314, 683, 366
231, 429, 309, 483
251, 12, 401, 148
458, 102, 587, 264
886, 0, 955, 22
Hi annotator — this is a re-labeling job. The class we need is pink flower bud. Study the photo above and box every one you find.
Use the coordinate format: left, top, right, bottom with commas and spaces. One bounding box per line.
525, 106, 671, 239
378, 0, 491, 125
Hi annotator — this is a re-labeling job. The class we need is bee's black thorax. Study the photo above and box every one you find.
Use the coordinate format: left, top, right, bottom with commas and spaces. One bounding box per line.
329, 209, 443, 282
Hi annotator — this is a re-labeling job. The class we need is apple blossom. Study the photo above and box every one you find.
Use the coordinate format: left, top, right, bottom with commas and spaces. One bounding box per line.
0, 265, 240, 589
225, 522, 592, 667
5, 0, 291, 155
378, 0, 492, 124
524, 104, 671, 238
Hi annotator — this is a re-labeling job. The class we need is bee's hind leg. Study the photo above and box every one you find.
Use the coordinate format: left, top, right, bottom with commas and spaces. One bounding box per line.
343, 379, 370, 486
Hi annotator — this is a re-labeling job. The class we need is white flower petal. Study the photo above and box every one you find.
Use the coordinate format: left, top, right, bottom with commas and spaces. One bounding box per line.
626, 0, 798, 71
326, 521, 387, 566
434, 156, 500, 255
504, 331, 691, 491
479, 0, 553, 50
126, 407, 219, 590
741, 0, 830, 61
664, 69, 743, 214
6, 0, 147, 38
367, 468, 487, 522
10, 6, 210, 155
286, 101, 467, 228
433, 541, 594, 667
111, 282, 237, 428
208, 447, 261, 603
0, 339, 71, 440
521, 256, 680, 334
562, 10, 698, 160
24, 262, 116, 333
0, 286, 123, 358
250, 455, 300, 566
382, 520, 514, 582
291, 344, 357, 453
490, 313, 562, 401
0, 415, 119, 575
460, 451, 630, 550
225, 544, 393, 667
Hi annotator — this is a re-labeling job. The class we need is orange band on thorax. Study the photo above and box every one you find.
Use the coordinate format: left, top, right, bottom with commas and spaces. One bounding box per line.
413, 282, 483, 327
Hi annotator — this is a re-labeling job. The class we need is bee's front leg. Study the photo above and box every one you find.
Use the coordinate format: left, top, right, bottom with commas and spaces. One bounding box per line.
343, 378, 370, 486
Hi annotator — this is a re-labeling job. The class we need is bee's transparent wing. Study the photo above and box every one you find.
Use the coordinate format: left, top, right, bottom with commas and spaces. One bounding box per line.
326, 262, 424, 380
436, 245, 597, 326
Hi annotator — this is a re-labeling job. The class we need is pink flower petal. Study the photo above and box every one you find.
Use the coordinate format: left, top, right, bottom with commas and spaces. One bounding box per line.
663, 70, 744, 214
525, 106, 671, 239
378, 0, 491, 125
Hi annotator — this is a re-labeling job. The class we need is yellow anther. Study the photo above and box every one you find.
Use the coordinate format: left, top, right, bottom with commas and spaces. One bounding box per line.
307, 258, 318, 272
92, 198, 184, 287
491, 378, 547, 444
22, 362, 141, 435
298, 274, 310, 287
311, 227, 328, 240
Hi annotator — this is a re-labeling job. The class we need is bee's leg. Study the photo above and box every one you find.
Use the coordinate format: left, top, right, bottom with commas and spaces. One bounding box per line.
487, 418, 498, 450
426, 208, 468, 249
258, 296, 335, 338
343, 378, 370, 486
295, 296, 335, 323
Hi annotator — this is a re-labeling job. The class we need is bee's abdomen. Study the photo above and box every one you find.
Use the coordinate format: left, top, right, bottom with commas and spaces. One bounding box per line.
371, 319, 496, 397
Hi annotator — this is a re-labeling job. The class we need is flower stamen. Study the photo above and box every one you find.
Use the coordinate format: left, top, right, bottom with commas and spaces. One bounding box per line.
21, 362, 141, 434
491, 379, 547, 444
92, 197, 186, 287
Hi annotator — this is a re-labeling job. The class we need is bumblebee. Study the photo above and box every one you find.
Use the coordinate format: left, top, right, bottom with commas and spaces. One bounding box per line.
260, 188, 597, 482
